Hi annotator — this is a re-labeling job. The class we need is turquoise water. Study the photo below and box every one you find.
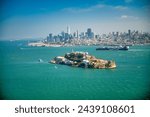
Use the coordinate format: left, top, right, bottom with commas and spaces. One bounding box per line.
0, 40, 150, 100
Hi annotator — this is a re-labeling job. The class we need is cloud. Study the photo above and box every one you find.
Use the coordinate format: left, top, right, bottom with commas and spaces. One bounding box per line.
62, 4, 128, 13
115, 6, 128, 10
121, 15, 128, 19
125, 0, 133, 3
91, 4, 106, 9
62, 7, 92, 13
62, 4, 106, 13
121, 15, 138, 20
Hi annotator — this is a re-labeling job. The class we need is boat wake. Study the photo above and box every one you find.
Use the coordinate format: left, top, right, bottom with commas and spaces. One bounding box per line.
54, 66, 58, 69
38, 58, 44, 63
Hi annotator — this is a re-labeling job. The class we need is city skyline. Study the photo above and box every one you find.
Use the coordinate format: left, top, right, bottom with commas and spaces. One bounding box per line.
45, 26, 149, 43
0, 0, 150, 40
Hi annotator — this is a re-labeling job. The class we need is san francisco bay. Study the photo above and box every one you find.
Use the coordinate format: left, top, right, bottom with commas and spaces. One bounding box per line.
0, 40, 150, 100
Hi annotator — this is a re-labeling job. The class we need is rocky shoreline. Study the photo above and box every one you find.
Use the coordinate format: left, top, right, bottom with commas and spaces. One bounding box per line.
50, 51, 116, 69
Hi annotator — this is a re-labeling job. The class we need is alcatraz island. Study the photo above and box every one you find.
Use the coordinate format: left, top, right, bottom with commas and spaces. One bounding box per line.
50, 51, 116, 69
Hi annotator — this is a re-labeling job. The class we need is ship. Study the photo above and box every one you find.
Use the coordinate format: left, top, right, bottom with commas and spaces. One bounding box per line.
96, 45, 129, 51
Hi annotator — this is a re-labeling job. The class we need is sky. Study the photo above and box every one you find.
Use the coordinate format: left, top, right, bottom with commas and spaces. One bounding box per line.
0, 0, 150, 40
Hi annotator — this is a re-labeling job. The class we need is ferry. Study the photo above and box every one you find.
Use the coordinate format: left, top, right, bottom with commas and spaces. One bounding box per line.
96, 46, 129, 51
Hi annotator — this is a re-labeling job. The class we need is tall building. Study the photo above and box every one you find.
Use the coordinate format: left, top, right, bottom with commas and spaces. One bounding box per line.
47, 33, 53, 42
61, 31, 65, 38
116, 32, 119, 37
49, 33, 53, 39
112, 32, 115, 36
86, 28, 94, 39
87, 28, 92, 35
77, 30, 79, 39
67, 26, 70, 34
65, 33, 69, 40
73, 32, 76, 38
128, 29, 131, 36
80, 32, 85, 39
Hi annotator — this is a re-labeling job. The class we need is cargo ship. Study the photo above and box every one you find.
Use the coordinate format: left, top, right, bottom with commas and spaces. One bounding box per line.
96, 46, 129, 51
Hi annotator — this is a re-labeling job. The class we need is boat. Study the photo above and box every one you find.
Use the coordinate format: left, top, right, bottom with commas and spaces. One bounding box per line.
96, 46, 129, 51
38, 59, 43, 62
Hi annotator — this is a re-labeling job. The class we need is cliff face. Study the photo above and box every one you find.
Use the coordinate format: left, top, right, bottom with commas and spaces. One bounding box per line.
50, 52, 116, 69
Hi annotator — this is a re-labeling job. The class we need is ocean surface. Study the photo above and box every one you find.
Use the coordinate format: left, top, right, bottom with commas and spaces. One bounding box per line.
0, 40, 150, 100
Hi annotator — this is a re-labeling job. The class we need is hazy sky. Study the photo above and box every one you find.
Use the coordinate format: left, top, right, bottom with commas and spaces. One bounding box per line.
0, 0, 150, 40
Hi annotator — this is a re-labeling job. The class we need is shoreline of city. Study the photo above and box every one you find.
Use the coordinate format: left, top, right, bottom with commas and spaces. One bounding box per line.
28, 39, 150, 47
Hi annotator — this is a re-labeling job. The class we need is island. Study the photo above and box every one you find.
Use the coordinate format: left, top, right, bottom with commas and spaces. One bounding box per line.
50, 51, 116, 69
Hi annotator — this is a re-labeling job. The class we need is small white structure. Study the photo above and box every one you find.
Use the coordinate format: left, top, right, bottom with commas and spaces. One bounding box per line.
82, 60, 89, 67
55, 56, 65, 63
